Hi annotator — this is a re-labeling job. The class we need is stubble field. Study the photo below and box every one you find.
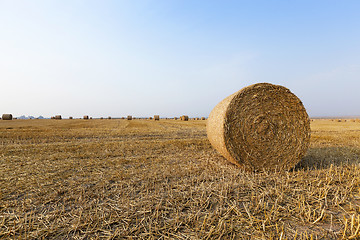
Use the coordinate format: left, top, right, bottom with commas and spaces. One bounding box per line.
1, 118, 360, 239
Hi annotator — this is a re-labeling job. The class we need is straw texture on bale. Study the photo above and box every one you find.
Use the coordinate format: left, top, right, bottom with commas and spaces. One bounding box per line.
154, 115, 160, 121
83, 115, 89, 120
2, 114, 13, 120
54, 115, 62, 120
207, 83, 310, 172
127, 115, 132, 120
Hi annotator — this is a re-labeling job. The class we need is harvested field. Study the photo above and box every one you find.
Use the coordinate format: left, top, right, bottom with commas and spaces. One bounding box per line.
1, 119, 360, 239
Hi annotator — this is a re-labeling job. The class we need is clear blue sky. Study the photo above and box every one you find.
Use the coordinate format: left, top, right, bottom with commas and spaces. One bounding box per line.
1, 1, 360, 118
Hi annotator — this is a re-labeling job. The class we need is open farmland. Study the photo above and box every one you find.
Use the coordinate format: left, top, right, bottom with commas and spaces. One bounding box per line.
1, 119, 360, 239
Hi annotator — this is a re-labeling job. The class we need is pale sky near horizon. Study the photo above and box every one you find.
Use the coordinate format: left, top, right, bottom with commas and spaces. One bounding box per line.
1, 1, 360, 118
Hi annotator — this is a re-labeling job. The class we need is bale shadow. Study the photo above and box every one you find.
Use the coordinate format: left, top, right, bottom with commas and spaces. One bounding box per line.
294, 146, 360, 170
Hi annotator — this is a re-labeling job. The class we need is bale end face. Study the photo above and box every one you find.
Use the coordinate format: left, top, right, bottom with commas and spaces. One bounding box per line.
207, 83, 310, 172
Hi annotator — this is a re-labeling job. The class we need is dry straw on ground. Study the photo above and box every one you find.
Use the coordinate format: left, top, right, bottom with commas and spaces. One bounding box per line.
207, 83, 311, 172
154, 115, 160, 121
2, 114, 12, 120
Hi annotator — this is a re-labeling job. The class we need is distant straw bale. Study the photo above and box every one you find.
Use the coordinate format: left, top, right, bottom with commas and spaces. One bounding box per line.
108, 116, 111, 119
207, 83, 310, 172
2, 114, 13, 120
201, 117, 206, 120
180, 115, 189, 121
154, 115, 160, 121
69, 117, 73, 119
54, 115, 62, 120
174, 117, 178, 120
127, 115, 132, 120
83, 115, 89, 120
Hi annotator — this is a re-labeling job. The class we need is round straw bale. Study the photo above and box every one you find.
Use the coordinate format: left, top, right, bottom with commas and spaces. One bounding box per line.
181, 115, 189, 121
108, 116, 111, 119
69, 116, 73, 119
207, 83, 310, 172
51, 116, 55, 119
54, 115, 62, 120
174, 117, 178, 120
83, 115, 89, 120
154, 115, 160, 121
2, 114, 13, 120
201, 117, 206, 120
127, 115, 132, 120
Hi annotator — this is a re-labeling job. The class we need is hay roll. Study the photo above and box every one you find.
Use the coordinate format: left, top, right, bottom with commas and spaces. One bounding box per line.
181, 115, 189, 121
54, 115, 62, 120
207, 83, 310, 171
127, 115, 132, 120
69, 116, 73, 119
2, 114, 13, 120
83, 115, 89, 120
154, 115, 160, 121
